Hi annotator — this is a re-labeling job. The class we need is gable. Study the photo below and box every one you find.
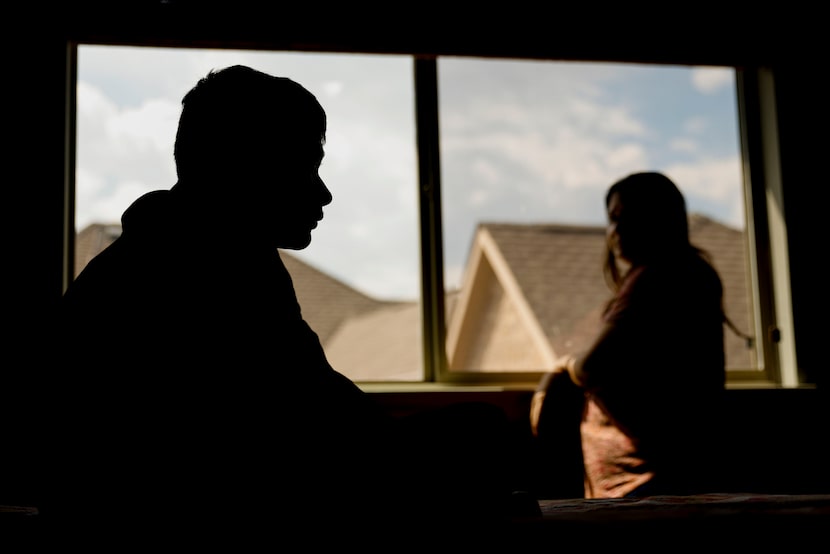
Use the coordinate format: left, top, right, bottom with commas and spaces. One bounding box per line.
446, 227, 556, 371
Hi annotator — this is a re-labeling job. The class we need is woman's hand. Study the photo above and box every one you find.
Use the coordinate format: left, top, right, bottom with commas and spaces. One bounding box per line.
552, 353, 575, 374
551, 353, 581, 386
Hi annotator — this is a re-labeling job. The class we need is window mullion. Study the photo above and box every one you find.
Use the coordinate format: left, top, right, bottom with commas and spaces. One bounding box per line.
414, 56, 447, 383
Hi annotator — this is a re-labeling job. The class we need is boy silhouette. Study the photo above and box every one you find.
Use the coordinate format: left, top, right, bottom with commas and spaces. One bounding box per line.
55, 65, 514, 548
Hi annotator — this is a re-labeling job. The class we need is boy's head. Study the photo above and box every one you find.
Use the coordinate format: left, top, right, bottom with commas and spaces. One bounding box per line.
174, 65, 327, 183
173, 65, 332, 250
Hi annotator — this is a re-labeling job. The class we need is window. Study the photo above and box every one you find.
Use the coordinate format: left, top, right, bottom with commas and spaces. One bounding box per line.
435, 57, 760, 383
72, 44, 794, 387
74, 45, 424, 381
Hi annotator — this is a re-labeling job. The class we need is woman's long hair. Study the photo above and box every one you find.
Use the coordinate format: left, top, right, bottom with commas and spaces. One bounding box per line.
602, 171, 694, 290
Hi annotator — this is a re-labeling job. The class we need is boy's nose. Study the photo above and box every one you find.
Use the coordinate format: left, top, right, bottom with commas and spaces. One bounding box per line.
319, 182, 333, 206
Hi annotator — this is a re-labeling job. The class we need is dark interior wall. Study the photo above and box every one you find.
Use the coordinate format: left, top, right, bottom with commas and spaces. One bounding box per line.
774, 63, 824, 389
47, 2, 795, 67
8, 40, 69, 368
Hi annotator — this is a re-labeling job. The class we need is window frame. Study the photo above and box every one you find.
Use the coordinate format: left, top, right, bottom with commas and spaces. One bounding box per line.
415, 57, 795, 388
64, 44, 798, 389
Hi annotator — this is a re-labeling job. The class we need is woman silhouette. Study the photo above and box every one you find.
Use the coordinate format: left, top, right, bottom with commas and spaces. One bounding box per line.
532, 171, 734, 498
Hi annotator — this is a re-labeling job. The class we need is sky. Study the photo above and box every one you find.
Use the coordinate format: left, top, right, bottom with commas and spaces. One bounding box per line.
75, 45, 743, 300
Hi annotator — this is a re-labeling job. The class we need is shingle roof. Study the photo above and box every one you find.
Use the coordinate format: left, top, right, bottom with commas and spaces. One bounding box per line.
281, 253, 389, 344
482, 222, 609, 357
74, 222, 122, 278
480, 214, 754, 368
324, 302, 423, 381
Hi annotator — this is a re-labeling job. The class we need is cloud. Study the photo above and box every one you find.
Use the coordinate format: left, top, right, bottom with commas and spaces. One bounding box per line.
441, 87, 650, 195
74, 170, 156, 228
670, 137, 699, 154
107, 98, 179, 149
75, 79, 178, 230
684, 115, 709, 134
691, 67, 733, 94
322, 81, 344, 96
663, 156, 745, 228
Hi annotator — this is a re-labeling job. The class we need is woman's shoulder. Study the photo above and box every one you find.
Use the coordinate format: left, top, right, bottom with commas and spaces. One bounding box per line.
683, 253, 724, 290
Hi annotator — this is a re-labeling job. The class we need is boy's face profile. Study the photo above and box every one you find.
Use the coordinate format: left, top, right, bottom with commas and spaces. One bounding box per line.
242, 134, 331, 251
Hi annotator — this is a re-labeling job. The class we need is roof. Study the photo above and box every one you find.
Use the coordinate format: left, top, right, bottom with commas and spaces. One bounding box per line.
281, 253, 390, 344
470, 214, 754, 369
74, 222, 122, 277
477, 222, 611, 359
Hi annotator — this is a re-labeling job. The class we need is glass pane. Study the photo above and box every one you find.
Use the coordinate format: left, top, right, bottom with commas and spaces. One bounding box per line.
438, 57, 756, 374
75, 45, 422, 381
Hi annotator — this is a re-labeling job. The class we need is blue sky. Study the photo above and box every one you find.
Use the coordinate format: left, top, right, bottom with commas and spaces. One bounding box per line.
75, 45, 743, 300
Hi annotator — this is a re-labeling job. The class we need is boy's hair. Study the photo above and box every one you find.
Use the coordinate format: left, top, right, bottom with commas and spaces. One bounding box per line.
173, 65, 326, 181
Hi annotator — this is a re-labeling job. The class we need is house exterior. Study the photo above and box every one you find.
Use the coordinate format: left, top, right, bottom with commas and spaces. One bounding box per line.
73, 213, 753, 381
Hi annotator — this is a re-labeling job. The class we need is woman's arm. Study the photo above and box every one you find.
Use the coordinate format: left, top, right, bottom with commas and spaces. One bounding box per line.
530, 362, 585, 438
571, 322, 624, 390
